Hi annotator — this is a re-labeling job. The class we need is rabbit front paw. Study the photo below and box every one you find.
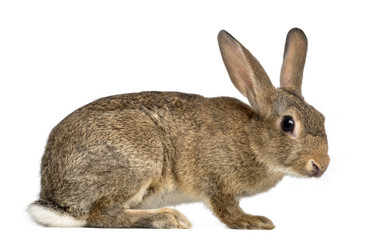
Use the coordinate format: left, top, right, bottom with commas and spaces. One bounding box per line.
225, 214, 275, 230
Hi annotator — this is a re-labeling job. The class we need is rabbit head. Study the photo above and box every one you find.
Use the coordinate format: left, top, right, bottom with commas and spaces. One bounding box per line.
218, 28, 329, 178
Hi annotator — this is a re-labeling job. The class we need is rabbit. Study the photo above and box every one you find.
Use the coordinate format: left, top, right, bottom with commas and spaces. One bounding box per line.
27, 28, 329, 229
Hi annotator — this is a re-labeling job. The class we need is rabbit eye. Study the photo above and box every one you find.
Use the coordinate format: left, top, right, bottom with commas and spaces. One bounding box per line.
281, 116, 295, 133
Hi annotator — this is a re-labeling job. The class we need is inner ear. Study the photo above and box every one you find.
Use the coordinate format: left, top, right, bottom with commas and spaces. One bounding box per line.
218, 30, 275, 115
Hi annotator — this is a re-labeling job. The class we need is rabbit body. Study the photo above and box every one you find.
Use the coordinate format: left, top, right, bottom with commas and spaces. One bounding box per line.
28, 28, 329, 229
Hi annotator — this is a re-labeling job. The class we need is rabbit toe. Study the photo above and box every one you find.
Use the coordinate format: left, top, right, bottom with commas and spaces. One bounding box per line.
153, 208, 191, 229
227, 215, 275, 230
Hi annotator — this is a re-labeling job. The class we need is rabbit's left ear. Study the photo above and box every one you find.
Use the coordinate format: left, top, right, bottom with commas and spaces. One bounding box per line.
280, 28, 308, 95
218, 30, 275, 116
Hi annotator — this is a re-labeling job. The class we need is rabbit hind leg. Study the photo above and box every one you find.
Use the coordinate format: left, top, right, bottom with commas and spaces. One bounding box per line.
86, 194, 191, 228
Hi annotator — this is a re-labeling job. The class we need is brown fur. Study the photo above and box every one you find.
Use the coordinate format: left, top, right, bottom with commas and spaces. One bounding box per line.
28, 28, 329, 229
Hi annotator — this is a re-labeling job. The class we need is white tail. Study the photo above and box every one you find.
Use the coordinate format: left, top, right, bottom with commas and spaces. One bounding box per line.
27, 203, 87, 227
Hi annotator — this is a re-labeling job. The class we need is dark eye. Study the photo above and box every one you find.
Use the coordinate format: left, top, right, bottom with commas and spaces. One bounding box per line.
281, 115, 295, 133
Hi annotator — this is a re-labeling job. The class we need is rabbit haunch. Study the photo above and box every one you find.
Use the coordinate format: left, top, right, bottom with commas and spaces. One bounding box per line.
28, 28, 329, 229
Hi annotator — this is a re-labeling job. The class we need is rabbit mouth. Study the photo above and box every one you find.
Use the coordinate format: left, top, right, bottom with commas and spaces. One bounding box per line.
290, 156, 330, 178
272, 156, 329, 178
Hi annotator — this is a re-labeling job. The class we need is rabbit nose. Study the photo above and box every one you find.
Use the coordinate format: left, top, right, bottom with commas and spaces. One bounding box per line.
307, 159, 328, 177
310, 160, 321, 177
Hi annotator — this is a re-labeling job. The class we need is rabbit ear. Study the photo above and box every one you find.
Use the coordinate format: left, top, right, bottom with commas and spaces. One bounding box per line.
218, 30, 275, 115
280, 28, 308, 95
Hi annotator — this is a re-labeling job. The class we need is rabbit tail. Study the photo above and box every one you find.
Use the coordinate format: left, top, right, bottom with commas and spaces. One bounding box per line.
27, 199, 87, 227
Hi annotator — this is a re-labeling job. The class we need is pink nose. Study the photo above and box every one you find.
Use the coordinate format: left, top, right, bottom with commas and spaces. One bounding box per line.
308, 157, 329, 178
310, 160, 321, 177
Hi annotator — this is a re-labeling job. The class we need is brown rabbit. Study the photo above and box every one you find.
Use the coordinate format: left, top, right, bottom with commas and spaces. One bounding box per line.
27, 28, 329, 229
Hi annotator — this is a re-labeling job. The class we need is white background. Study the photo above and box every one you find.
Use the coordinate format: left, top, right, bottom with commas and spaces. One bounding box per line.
1, 0, 381, 239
